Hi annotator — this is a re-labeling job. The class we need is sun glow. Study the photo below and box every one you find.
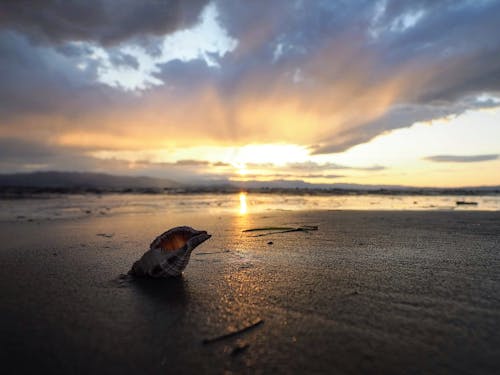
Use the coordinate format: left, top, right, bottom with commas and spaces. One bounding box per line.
77, 108, 500, 187
235, 163, 248, 176
239, 192, 248, 215
233, 144, 309, 165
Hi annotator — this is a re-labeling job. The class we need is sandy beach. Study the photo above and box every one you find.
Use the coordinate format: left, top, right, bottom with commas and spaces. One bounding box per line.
1, 208, 499, 374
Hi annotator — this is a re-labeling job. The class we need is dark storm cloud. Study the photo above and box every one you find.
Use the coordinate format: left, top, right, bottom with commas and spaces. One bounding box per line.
0, 0, 209, 45
424, 154, 499, 163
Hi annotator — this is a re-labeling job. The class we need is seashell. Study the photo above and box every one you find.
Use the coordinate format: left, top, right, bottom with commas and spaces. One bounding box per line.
129, 226, 211, 278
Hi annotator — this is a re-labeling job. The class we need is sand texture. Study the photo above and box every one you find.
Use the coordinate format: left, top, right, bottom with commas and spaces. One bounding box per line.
1, 210, 499, 374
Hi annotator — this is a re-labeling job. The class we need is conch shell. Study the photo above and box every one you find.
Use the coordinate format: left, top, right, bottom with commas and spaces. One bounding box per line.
129, 226, 211, 278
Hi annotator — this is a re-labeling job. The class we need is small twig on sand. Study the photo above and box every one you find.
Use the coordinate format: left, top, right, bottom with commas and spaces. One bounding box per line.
202, 319, 264, 345
243, 227, 295, 232
243, 225, 318, 237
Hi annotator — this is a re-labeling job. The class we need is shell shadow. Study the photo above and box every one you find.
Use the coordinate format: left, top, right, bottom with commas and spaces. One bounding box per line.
128, 275, 189, 307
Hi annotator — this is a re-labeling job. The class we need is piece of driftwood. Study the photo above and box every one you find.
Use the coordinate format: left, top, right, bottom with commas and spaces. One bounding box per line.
243, 225, 318, 237
456, 201, 478, 205
243, 227, 296, 232
202, 319, 264, 345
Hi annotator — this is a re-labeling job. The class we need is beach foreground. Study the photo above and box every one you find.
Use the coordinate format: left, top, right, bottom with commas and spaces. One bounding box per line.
1, 210, 499, 374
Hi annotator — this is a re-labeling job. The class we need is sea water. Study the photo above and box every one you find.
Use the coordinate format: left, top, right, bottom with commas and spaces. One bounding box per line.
1, 192, 499, 221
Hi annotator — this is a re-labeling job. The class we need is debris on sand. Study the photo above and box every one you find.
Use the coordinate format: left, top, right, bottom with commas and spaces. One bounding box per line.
243, 225, 318, 237
96, 233, 114, 238
202, 319, 264, 345
456, 201, 478, 206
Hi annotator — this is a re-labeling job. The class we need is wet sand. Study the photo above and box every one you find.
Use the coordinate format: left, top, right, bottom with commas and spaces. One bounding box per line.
0, 210, 499, 374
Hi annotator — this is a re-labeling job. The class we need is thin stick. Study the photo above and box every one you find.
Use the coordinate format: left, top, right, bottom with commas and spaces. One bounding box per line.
247, 225, 319, 237
242, 227, 294, 232
202, 319, 264, 345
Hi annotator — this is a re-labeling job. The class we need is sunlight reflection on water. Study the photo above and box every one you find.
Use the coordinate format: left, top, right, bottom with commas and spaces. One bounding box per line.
239, 192, 248, 215
1, 192, 499, 221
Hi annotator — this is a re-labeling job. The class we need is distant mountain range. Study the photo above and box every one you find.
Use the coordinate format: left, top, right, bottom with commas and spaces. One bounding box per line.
0, 171, 499, 194
232, 179, 408, 190
191, 178, 500, 192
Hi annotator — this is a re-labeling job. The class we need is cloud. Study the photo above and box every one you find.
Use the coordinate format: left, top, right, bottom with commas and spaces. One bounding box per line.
228, 173, 344, 180
286, 162, 385, 171
85, 4, 238, 90
424, 154, 499, 163
212, 161, 231, 167
312, 97, 500, 154
0, 138, 56, 161
0, 137, 130, 173
0, 138, 222, 183
172, 159, 210, 166
0, 0, 209, 45
1, 0, 500, 176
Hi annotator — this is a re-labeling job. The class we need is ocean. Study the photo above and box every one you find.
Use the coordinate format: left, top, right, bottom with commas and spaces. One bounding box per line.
1, 192, 499, 221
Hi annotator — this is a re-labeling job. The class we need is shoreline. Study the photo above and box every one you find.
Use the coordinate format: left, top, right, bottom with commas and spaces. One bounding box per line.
2, 185, 500, 197
1, 193, 499, 223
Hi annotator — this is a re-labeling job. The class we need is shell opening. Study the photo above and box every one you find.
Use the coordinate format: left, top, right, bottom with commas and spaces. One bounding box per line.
150, 227, 208, 252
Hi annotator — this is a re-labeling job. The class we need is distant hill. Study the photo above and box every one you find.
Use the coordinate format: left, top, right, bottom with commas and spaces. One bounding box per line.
233, 179, 408, 190
238, 180, 500, 192
183, 179, 500, 194
0, 172, 498, 194
0, 171, 179, 190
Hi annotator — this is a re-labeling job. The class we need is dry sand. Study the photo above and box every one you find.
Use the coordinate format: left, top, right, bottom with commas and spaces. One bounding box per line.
0, 210, 499, 374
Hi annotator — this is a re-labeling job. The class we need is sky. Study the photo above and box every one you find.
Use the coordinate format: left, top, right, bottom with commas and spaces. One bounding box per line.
1, 0, 499, 187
